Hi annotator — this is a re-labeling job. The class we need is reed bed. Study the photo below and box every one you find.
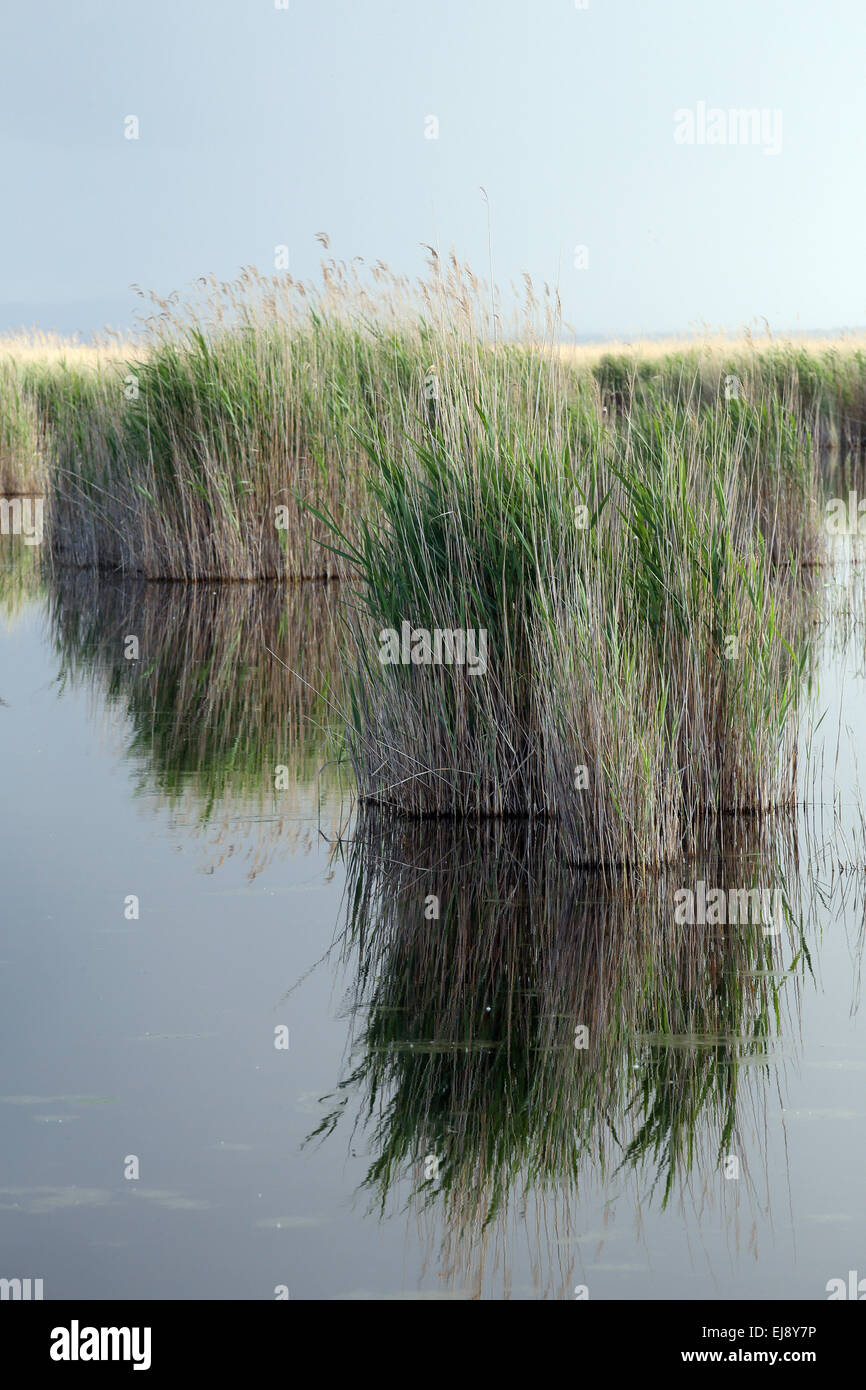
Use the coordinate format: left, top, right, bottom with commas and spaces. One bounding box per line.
588, 340, 866, 453
325, 269, 820, 863
0, 253, 855, 576
0, 253, 845, 862
0, 364, 43, 495
0, 333, 131, 495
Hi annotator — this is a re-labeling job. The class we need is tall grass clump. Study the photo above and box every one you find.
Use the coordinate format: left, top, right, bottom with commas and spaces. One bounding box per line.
325, 270, 816, 867
589, 338, 866, 454
0, 360, 43, 494
0, 256, 853, 582
0, 334, 130, 496
45, 257, 488, 578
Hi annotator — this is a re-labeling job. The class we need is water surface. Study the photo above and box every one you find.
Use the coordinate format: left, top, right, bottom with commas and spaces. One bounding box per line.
0, 550, 864, 1299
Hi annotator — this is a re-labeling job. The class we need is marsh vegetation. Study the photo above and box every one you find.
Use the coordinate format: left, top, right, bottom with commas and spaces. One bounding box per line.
3, 253, 856, 866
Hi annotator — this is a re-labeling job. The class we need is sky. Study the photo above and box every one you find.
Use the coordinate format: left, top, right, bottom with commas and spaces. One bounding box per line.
1, 0, 864, 340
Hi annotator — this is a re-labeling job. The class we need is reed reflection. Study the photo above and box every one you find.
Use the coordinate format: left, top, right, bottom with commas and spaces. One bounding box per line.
312, 812, 811, 1294
46, 571, 346, 866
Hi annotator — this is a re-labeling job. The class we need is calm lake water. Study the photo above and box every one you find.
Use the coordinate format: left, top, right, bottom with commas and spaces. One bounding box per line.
0, 545, 864, 1300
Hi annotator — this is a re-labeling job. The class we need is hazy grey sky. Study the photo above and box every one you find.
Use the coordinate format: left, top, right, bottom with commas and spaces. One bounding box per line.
2, 0, 863, 339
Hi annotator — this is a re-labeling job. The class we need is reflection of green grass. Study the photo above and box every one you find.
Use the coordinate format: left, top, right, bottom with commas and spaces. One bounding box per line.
47, 572, 345, 817
0, 537, 45, 620
313, 814, 807, 1238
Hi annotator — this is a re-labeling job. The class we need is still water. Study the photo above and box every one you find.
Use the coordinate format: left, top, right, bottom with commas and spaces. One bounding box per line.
0, 550, 864, 1300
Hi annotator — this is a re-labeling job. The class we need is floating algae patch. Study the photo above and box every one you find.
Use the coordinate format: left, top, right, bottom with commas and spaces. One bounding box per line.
781, 1107, 862, 1120
635, 1032, 781, 1051
131, 1032, 219, 1042
375, 1040, 503, 1054
129, 1189, 211, 1211
0, 1187, 116, 1213
255, 1216, 325, 1230
0, 1094, 116, 1107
